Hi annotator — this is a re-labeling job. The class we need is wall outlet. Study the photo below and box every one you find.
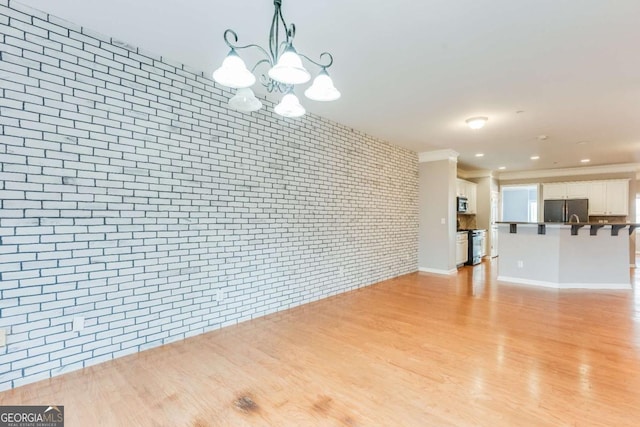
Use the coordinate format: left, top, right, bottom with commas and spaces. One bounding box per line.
441, 218, 446, 225
517, 260, 524, 268
0, 329, 6, 347
216, 289, 224, 302
72, 316, 85, 333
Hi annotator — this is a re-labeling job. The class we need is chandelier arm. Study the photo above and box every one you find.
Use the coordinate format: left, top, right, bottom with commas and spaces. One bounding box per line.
269, 2, 281, 62
223, 29, 272, 61
250, 58, 272, 74
277, 1, 293, 44
279, 82, 293, 93
269, 0, 296, 63
298, 52, 334, 69
260, 74, 279, 93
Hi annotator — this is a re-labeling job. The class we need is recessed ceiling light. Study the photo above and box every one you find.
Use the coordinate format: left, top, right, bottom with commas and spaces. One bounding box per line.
475, 153, 484, 157
537, 135, 548, 141
576, 141, 588, 145
530, 155, 540, 160
580, 158, 590, 163
498, 166, 506, 170
516, 110, 525, 114
466, 116, 488, 130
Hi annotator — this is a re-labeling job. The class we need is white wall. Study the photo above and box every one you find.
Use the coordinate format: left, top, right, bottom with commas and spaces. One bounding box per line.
418, 158, 456, 273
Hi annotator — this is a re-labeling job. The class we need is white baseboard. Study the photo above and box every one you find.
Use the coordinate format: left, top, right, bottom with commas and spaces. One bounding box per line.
497, 276, 631, 290
419, 267, 457, 276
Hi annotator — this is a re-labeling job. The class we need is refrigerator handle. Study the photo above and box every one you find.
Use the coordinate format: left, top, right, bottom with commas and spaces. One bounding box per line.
563, 203, 567, 222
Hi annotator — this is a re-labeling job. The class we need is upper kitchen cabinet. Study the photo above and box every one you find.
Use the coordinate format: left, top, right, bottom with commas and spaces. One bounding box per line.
457, 179, 477, 214
542, 182, 589, 200
543, 179, 629, 216
587, 180, 629, 216
456, 179, 466, 197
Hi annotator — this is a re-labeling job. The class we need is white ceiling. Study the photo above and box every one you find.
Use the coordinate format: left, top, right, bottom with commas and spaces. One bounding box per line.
16, 0, 640, 173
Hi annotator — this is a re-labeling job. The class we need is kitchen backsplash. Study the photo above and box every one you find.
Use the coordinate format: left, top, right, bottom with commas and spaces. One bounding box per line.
588, 216, 628, 223
457, 214, 477, 230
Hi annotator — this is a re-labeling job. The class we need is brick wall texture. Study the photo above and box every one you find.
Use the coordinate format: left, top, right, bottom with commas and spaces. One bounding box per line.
0, 0, 418, 391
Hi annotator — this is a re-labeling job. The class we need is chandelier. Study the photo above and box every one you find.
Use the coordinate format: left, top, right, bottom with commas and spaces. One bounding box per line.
212, 0, 340, 118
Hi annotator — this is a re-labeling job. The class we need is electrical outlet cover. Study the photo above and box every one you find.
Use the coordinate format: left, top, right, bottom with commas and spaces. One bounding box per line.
72, 317, 85, 332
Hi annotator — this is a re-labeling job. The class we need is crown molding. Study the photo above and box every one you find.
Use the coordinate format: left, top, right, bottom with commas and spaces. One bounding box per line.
418, 149, 459, 163
458, 169, 494, 179
497, 163, 640, 181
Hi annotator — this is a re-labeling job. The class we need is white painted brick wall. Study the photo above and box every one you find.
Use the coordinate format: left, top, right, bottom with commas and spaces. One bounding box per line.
0, 0, 418, 391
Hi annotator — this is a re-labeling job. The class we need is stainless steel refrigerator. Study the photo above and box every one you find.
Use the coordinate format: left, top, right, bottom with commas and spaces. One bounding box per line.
543, 198, 589, 222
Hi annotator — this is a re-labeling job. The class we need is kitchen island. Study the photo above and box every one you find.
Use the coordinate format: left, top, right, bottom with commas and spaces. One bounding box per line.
497, 222, 636, 289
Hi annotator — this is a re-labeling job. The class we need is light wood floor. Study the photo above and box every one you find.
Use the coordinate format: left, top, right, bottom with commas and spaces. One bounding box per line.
2, 260, 640, 426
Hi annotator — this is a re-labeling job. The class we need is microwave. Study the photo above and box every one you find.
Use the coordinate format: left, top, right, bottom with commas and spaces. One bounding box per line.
457, 196, 469, 213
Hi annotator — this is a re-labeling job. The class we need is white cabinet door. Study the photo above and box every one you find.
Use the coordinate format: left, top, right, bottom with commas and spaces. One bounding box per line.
467, 182, 477, 214
456, 233, 468, 265
566, 182, 589, 199
456, 179, 477, 212
605, 180, 629, 215
456, 179, 466, 197
490, 226, 498, 257
588, 180, 629, 216
588, 182, 607, 215
543, 183, 566, 200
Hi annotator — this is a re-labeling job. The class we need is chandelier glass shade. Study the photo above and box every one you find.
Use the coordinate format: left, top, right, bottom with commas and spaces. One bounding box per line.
304, 69, 341, 102
212, 0, 340, 117
211, 49, 256, 89
228, 88, 263, 113
274, 91, 305, 118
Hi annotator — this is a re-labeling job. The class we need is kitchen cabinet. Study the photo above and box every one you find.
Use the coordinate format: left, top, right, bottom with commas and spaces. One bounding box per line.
544, 179, 629, 216
587, 180, 629, 216
480, 232, 487, 258
456, 179, 465, 197
490, 226, 498, 258
456, 179, 477, 214
456, 232, 468, 266
467, 183, 477, 214
543, 183, 566, 200
543, 182, 588, 200
566, 182, 589, 198
588, 182, 606, 215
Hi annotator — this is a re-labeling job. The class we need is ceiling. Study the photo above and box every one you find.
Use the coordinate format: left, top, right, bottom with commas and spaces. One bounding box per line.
17, 0, 640, 173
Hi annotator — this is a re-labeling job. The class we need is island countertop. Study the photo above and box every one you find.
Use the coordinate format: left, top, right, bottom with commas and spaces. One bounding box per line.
496, 221, 638, 226
496, 222, 637, 236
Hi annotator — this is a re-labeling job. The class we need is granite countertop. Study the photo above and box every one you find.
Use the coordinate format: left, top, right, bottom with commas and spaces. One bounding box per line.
496, 221, 638, 226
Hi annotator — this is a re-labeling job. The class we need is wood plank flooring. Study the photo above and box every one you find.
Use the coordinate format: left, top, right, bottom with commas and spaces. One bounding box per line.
1, 259, 640, 426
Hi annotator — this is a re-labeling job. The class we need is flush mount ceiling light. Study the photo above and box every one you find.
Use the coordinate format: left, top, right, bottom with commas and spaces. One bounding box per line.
466, 116, 488, 130
580, 158, 591, 163
212, 0, 340, 118
530, 155, 540, 160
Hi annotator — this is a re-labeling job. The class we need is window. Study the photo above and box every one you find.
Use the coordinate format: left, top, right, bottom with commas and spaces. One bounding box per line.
501, 185, 538, 222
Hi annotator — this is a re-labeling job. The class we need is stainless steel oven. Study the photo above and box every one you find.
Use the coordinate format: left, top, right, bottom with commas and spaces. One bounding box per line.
466, 229, 486, 266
